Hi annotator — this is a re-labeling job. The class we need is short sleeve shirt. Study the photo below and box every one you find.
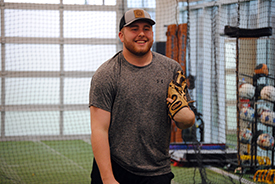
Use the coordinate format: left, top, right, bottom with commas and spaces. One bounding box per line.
89, 51, 182, 176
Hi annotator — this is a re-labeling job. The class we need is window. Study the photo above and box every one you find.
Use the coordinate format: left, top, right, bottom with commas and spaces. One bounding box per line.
1, 1, 119, 139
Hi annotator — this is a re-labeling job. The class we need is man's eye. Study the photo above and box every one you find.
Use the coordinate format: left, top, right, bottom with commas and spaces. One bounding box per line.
144, 27, 151, 31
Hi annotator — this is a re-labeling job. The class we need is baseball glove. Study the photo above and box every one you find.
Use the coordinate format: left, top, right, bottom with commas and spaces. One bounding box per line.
167, 71, 190, 119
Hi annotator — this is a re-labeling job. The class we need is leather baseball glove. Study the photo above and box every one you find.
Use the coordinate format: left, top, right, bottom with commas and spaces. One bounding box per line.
167, 71, 190, 119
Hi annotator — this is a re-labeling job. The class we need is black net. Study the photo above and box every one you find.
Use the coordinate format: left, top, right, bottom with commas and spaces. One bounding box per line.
0, 0, 274, 183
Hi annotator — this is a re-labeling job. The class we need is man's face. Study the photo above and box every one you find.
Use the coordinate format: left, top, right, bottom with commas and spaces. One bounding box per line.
119, 20, 154, 56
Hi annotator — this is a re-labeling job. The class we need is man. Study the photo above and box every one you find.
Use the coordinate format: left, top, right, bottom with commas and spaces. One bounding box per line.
89, 8, 195, 184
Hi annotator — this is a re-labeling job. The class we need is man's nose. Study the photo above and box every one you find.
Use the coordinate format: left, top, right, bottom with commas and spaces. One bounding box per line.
138, 30, 145, 36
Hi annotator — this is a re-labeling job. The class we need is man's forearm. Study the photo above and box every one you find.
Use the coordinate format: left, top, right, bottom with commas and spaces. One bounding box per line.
91, 131, 116, 183
174, 107, 195, 130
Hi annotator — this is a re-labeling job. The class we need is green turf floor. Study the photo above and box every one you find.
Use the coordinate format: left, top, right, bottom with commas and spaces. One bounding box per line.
0, 140, 93, 184
0, 140, 255, 184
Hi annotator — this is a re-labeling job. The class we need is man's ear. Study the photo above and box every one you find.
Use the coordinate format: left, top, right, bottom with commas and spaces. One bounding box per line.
118, 31, 124, 42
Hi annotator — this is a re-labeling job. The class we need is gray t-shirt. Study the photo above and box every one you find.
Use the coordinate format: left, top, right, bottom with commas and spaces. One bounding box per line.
89, 51, 182, 176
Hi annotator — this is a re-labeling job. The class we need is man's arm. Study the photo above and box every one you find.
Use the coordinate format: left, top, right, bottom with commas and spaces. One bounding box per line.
90, 106, 119, 184
167, 98, 195, 130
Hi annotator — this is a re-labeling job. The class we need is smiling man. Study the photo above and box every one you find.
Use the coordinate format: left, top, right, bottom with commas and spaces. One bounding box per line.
89, 9, 195, 184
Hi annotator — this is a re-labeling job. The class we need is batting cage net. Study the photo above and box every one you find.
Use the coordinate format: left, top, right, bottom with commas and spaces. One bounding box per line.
0, 0, 274, 183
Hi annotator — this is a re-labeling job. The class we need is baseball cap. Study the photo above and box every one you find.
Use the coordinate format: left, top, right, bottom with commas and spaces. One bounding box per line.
119, 9, 155, 31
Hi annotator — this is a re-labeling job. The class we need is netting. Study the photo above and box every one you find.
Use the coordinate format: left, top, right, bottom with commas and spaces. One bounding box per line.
0, 0, 274, 183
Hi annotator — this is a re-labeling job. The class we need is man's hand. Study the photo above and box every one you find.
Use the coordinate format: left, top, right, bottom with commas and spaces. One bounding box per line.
102, 177, 120, 184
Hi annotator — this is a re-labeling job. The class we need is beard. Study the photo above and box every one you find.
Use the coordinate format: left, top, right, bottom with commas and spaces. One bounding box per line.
123, 37, 153, 56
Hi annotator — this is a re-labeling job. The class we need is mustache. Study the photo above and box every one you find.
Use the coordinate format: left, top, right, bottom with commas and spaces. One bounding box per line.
134, 37, 148, 42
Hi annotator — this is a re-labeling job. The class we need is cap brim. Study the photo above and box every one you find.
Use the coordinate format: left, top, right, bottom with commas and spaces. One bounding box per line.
124, 18, 155, 27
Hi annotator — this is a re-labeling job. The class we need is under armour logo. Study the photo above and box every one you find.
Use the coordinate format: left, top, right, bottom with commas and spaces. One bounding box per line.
157, 79, 164, 83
